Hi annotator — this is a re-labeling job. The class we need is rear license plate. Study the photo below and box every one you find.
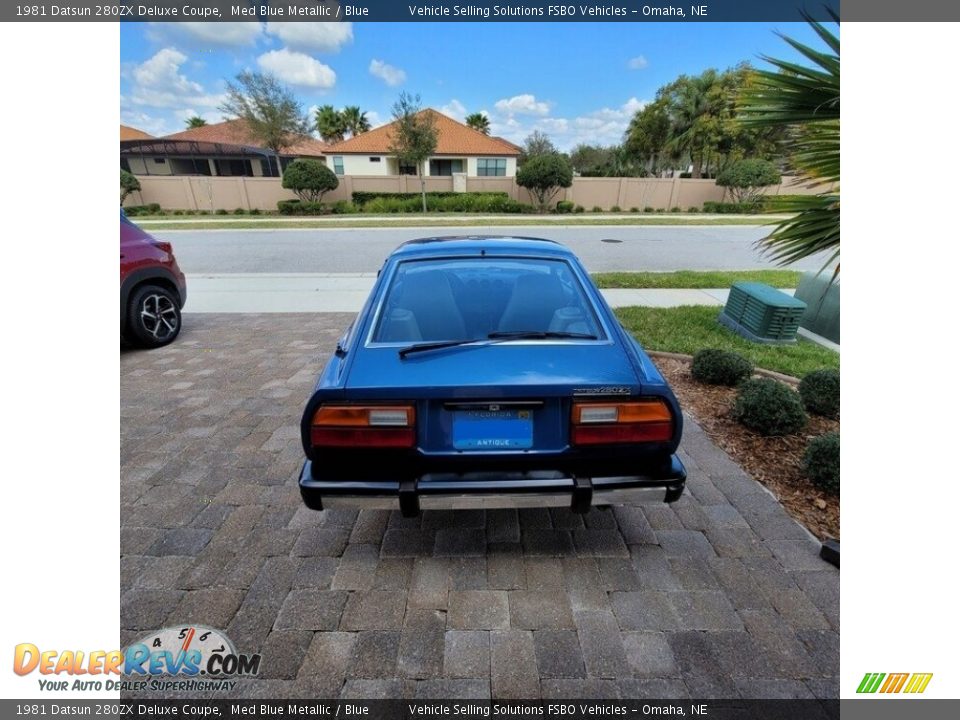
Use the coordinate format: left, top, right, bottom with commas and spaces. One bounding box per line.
452, 409, 533, 450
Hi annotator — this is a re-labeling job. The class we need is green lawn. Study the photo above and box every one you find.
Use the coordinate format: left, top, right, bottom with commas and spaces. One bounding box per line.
616, 305, 839, 378
135, 215, 783, 231
593, 270, 801, 289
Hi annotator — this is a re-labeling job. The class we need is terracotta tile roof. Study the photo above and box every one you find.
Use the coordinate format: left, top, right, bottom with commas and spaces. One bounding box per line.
120, 124, 153, 141
325, 110, 521, 156
163, 119, 327, 157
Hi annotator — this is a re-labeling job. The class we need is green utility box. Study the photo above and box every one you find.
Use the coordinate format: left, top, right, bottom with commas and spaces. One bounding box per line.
719, 281, 807, 344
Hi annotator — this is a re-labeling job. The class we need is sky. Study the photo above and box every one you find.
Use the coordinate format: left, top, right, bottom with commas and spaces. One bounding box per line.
120, 21, 822, 151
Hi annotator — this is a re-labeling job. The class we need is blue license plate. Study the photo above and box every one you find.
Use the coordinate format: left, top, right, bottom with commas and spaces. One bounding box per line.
452, 409, 533, 450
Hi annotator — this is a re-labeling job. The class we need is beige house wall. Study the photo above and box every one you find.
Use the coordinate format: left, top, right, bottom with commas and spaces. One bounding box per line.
127, 174, 826, 211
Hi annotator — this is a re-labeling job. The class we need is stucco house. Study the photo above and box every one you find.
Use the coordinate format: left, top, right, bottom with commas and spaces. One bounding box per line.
323, 110, 522, 178
120, 119, 327, 178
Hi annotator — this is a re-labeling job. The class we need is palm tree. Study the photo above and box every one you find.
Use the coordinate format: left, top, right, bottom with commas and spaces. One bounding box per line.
465, 112, 490, 135
740, 11, 839, 275
341, 106, 371, 138
315, 105, 346, 143
665, 70, 720, 178
185, 116, 207, 128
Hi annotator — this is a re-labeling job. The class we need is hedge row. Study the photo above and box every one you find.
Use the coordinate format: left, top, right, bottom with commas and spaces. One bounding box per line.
352, 191, 509, 206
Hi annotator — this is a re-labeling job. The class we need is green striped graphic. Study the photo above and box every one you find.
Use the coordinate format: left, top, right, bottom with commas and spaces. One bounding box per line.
857, 673, 886, 693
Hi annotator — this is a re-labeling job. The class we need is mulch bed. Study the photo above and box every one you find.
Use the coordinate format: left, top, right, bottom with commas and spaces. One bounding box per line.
655, 356, 839, 541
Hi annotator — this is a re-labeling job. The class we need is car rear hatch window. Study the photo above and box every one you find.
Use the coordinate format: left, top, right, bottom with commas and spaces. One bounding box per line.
371, 257, 604, 344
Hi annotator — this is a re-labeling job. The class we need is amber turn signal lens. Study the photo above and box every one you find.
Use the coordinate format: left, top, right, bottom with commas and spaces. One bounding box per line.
572, 400, 672, 425
312, 405, 415, 428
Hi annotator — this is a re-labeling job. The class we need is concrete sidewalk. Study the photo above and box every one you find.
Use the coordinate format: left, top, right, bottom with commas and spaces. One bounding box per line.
182, 273, 767, 314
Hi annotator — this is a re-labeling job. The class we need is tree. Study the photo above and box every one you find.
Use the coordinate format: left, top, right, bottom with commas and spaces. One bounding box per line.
716, 159, 781, 203
740, 11, 840, 276
120, 169, 140, 205
516, 153, 574, 212
185, 116, 207, 129
465, 112, 490, 135
219, 71, 310, 177
388, 93, 438, 212
520, 131, 558, 162
281, 159, 339, 203
624, 65, 784, 178
341, 106, 371, 137
569, 144, 613, 175
625, 100, 672, 175
315, 105, 346, 143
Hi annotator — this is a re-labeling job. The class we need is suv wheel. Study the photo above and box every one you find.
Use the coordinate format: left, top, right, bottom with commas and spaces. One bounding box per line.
127, 285, 181, 348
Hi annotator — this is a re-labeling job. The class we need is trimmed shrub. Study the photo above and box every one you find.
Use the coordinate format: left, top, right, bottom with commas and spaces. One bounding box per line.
277, 199, 331, 215
643, 206, 655, 213
574, 205, 585, 214
556, 200, 574, 214
733, 378, 808, 436
591, 206, 603, 213
798, 369, 840, 418
803, 433, 840, 494
671, 206, 682, 213
249, 208, 261, 215
282, 159, 338, 203
691, 349, 753, 387
516, 153, 574, 212
122, 203, 161, 217
630, 207, 639, 213
233, 208, 245, 215
215, 208, 228, 215
331, 200, 359, 214
716, 158, 781, 204
120, 169, 141, 205
687, 206, 700, 213
703, 200, 764, 214
610, 205, 622, 212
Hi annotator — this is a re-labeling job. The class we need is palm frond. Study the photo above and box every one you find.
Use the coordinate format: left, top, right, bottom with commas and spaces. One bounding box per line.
739, 12, 840, 274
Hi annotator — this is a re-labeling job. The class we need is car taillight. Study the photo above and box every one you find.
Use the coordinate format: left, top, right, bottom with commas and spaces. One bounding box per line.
151, 240, 173, 255
311, 405, 416, 448
571, 399, 673, 445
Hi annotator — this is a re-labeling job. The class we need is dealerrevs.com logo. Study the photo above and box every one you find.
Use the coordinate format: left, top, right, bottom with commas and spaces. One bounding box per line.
14, 625, 261, 693
856, 672, 934, 694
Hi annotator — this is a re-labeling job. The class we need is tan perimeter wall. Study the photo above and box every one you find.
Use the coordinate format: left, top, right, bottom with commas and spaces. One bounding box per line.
126, 174, 827, 212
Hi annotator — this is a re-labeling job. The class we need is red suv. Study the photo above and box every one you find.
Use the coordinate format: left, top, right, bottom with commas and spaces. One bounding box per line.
120, 210, 187, 348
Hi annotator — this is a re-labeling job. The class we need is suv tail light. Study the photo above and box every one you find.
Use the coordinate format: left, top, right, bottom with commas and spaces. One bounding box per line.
311, 405, 416, 448
151, 240, 173, 255
571, 399, 673, 445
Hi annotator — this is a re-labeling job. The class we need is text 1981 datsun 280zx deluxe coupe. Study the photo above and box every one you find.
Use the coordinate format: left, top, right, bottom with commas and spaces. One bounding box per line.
299, 236, 686, 517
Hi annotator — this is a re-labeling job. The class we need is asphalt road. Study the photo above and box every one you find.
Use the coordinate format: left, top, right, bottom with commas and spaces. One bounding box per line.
156, 225, 830, 274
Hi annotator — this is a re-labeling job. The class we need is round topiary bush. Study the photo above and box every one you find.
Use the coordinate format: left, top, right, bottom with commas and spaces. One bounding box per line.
733, 378, 808, 436
803, 432, 839, 494
282, 158, 338, 203
691, 349, 753, 386
798, 369, 840, 418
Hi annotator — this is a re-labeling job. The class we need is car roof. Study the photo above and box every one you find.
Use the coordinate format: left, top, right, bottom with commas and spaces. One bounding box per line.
391, 236, 572, 259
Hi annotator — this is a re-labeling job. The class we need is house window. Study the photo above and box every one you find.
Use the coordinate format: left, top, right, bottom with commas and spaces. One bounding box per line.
477, 158, 507, 176
398, 162, 418, 176
429, 159, 464, 176
333, 156, 345, 175
153, 157, 166, 164
369, 156, 381, 163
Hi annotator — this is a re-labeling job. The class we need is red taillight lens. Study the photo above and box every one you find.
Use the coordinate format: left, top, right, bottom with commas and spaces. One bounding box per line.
571, 399, 673, 445
311, 405, 416, 448
152, 240, 173, 255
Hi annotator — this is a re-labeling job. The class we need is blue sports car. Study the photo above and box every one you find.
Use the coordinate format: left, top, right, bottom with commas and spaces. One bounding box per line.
299, 236, 686, 517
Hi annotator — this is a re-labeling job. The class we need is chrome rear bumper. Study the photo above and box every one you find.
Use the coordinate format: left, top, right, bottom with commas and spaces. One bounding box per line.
299, 457, 686, 516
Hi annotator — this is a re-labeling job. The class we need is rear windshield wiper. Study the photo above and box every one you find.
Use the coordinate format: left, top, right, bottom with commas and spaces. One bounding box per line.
399, 331, 598, 359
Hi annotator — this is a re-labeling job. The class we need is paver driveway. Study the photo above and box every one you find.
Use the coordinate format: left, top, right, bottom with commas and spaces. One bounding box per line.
120, 314, 839, 700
